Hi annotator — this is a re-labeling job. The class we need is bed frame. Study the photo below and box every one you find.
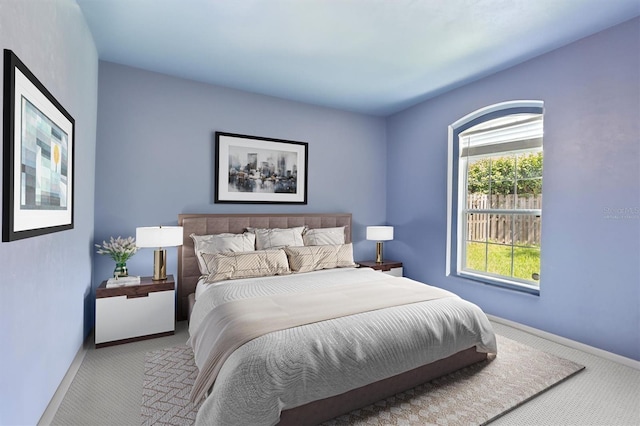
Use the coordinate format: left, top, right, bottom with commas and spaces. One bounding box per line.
177, 212, 487, 425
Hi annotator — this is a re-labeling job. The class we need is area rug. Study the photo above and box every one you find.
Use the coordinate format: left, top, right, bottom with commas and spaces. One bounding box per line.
141, 335, 584, 425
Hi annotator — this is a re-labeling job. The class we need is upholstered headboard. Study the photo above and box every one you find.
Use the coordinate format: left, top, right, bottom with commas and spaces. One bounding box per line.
176, 213, 352, 321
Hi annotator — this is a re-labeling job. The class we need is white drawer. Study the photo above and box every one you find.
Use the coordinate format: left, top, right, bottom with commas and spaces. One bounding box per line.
383, 267, 403, 277
375, 267, 403, 277
95, 289, 175, 345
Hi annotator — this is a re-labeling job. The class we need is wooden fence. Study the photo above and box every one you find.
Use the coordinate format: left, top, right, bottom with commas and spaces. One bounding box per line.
466, 194, 542, 246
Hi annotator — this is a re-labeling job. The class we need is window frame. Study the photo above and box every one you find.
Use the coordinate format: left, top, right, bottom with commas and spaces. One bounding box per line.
446, 100, 544, 295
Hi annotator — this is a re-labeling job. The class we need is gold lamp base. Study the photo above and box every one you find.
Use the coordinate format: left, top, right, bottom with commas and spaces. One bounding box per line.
152, 248, 167, 280
375, 241, 384, 263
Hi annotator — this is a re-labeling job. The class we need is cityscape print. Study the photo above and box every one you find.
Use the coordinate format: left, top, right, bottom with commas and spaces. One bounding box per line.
227, 145, 298, 194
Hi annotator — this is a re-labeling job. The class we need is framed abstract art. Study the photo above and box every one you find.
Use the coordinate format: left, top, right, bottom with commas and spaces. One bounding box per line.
2, 50, 75, 241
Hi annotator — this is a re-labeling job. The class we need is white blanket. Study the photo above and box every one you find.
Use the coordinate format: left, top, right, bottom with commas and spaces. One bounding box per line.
189, 268, 497, 426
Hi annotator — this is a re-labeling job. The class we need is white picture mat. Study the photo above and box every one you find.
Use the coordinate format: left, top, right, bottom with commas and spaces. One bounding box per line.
11, 68, 73, 232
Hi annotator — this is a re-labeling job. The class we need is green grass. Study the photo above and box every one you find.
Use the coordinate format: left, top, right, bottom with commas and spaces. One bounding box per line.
465, 242, 540, 283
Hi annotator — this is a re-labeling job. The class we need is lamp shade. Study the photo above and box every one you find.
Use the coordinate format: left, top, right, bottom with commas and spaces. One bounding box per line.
136, 226, 183, 248
366, 226, 394, 241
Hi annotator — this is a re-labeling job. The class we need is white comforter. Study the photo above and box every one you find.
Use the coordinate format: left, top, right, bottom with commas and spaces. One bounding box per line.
189, 267, 497, 426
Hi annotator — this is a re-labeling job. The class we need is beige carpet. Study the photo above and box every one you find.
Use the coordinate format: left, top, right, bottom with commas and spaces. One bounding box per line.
141, 335, 584, 425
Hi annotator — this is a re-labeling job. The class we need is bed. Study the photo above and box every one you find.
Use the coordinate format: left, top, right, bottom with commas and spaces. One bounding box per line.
177, 213, 497, 426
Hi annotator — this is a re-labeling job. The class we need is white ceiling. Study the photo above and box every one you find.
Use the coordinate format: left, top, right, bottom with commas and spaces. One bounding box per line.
75, 0, 640, 116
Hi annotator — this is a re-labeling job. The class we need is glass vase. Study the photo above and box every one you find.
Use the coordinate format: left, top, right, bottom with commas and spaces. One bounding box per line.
114, 262, 128, 278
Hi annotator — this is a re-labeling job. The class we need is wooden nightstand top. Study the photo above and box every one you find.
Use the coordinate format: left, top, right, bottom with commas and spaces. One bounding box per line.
358, 260, 403, 272
97, 275, 175, 299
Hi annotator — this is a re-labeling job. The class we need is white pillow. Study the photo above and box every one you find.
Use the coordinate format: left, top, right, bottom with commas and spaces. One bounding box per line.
248, 226, 305, 250
190, 232, 256, 274
284, 243, 356, 273
302, 226, 346, 246
202, 249, 291, 283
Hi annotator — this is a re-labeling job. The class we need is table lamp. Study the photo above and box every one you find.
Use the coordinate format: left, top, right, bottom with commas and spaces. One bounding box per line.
136, 226, 183, 280
366, 226, 394, 263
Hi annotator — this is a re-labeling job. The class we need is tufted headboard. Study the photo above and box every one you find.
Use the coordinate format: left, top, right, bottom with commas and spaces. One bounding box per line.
176, 213, 352, 321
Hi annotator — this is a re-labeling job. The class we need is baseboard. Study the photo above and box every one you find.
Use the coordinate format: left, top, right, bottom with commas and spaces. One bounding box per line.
488, 314, 640, 370
37, 332, 92, 425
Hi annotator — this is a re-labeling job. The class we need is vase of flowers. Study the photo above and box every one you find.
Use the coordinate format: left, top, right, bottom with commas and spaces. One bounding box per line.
95, 236, 139, 278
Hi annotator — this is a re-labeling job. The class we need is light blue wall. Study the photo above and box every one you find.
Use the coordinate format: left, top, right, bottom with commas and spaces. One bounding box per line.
386, 18, 640, 361
93, 62, 387, 310
0, 1, 98, 424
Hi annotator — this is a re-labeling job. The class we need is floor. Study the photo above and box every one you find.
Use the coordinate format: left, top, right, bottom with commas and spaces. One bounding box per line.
48, 319, 640, 425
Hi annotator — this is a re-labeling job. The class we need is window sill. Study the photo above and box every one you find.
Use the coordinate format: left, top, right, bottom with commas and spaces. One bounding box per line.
458, 271, 540, 296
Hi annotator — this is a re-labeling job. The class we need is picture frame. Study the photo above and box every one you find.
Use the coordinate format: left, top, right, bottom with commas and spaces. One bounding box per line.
215, 132, 308, 204
2, 50, 75, 242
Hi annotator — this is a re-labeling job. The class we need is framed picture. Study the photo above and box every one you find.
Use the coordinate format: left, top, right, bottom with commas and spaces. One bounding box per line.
215, 132, 308, 204
2, 50, 75, 242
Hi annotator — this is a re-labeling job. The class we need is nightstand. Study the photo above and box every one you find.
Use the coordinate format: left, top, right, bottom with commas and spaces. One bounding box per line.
95, 275, 175, 348
358, 260, 403, 277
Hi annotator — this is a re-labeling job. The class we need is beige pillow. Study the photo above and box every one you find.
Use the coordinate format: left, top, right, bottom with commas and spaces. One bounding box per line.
248, 226, 305, 250
302, 226, 346, 246
284, 243, 356, 273
190, 232, 256, 274
202, 249, 291, 283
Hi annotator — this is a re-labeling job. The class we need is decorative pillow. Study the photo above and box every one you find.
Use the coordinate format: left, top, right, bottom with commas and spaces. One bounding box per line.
202, 249, 291, 283
248, 226, 305, 250
302, 226, 346, 246
284, 243, 356, 273
190, 232, 256, 274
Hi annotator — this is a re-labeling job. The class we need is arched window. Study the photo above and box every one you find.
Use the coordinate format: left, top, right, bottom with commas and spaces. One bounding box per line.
447, 101, 543, 294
